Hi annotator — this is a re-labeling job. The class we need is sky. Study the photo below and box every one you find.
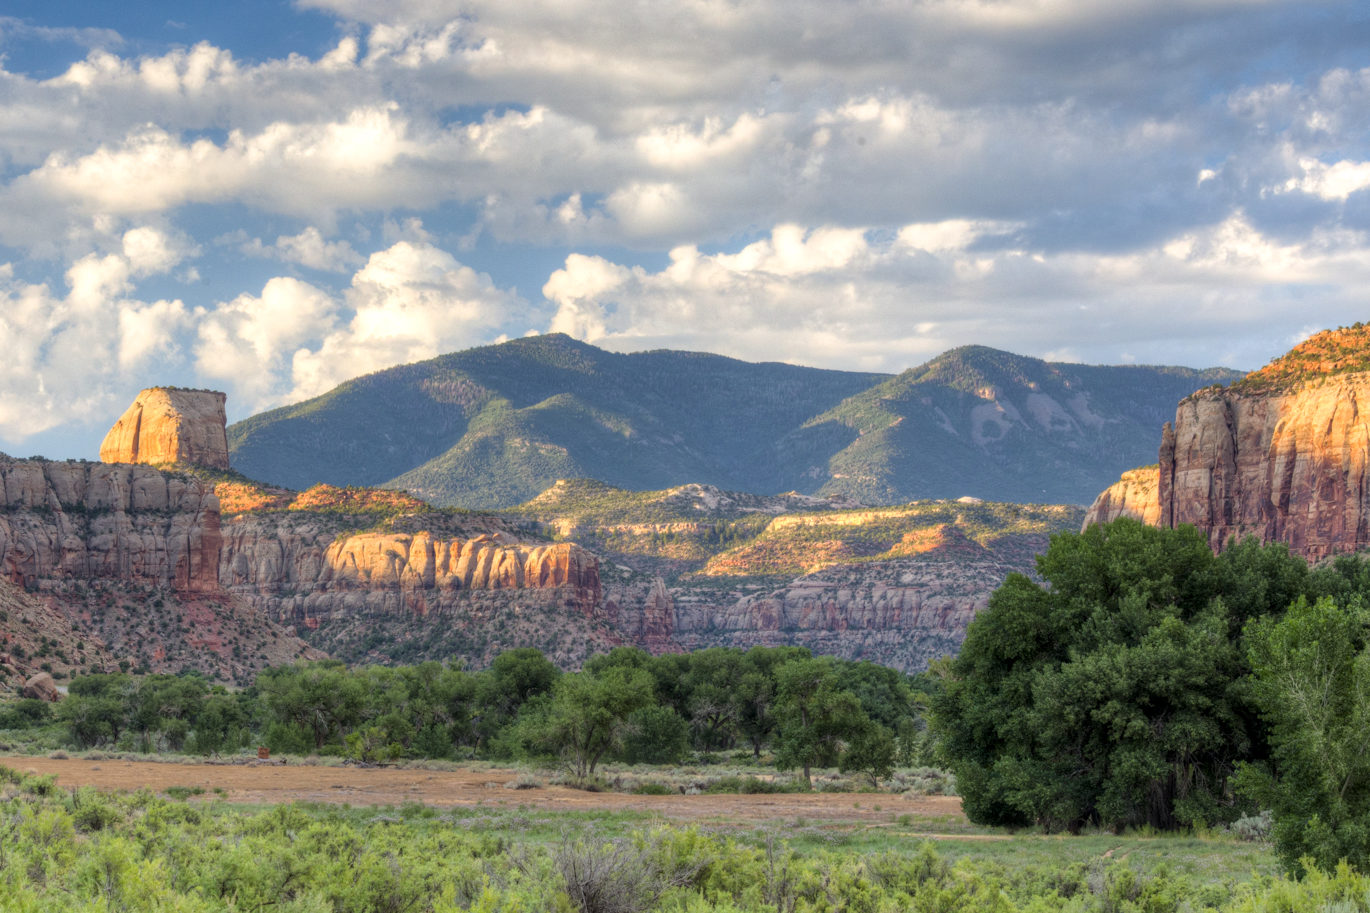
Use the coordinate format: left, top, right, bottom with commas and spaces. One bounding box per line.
2, 0, 1370, 459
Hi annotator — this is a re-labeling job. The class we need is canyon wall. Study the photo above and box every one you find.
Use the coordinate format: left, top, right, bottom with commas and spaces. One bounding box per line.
0, 457, 310, 686
219, 518, 602, 626
1158, 379, 1370, 559
0, 459, 221, 592
215, 512, 629, 667
668, 536, 1045, 672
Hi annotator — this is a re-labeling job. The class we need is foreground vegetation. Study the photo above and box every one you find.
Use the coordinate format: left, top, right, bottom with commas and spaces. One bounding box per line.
3, 760, 1368, 913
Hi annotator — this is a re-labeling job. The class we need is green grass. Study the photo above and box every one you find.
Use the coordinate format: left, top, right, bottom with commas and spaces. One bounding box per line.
0, 761, 1314, 912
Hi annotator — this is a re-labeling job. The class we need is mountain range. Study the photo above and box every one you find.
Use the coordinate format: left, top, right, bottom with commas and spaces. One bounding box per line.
228, 334, 1240, 509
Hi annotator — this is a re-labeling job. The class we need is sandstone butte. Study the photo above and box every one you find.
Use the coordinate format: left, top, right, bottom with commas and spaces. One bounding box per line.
99, 388, 230, 470
1085, 325, 1370, 560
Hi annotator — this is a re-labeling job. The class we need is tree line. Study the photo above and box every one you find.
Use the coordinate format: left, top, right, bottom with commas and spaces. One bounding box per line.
2, 644, 935, 788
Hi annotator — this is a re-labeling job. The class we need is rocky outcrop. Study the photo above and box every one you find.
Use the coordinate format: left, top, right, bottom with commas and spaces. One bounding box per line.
100, 388, 230, 470
1081, 466, 1161, 531
670, 538, 1036, 672
0, 459, 221, 592
601, 576, 677, 653
218, 517, 602, 647
1158, 378, 1370, 559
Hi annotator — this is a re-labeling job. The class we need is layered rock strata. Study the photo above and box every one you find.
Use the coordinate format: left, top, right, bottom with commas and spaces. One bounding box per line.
219, 519, 602, 628
1158, 378, 1370, 559
0, 456, 310, 685
100, 388, 230, 469
1081, 466, 1162, 531
0, 459, 221, 591
670, 538, 1040, 672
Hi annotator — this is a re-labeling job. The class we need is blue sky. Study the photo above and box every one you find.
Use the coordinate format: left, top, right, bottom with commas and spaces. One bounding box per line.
2, 0, 1370, 459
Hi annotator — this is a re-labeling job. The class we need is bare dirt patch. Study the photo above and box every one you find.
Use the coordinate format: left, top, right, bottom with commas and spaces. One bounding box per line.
6, 756, 971, 832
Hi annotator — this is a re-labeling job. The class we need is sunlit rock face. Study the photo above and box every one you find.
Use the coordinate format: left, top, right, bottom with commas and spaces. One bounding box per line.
1154, 326, 1370, 560
1159, 379, 1370, 560
100, 388, 230, 470
1082, 466, 1161, 531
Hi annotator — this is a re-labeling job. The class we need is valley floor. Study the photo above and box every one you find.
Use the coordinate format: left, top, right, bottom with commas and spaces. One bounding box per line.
7, 755, 965, 830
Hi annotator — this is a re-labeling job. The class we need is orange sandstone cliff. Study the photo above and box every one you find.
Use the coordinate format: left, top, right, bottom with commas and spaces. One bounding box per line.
1086, 326, 1370, 561
100, 388, 230, 469
1081, 465, 1161, 531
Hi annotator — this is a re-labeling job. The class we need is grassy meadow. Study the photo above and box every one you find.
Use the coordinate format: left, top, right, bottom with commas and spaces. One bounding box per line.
0, 757, 1342, 913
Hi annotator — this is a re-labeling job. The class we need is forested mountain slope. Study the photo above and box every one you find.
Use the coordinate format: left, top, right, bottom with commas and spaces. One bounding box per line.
228, 335, 1239, 509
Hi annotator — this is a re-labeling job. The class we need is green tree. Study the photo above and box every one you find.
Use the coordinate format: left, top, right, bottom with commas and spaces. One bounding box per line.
474, 648, 560, 749
619, 705, 691, 765
773, 657, 869, 788
934, 519, 1313, 832
187, 691, 248, 756
58, 674, 134, 748
1241, 596, 1370, 873
257, 661, 365, 752
840, 722, 897, 787
835, 660, 917, 733
132, 674, 209, 752
539, 665, 655, 780
682, 647, 747, 750
733, 646, 809, 759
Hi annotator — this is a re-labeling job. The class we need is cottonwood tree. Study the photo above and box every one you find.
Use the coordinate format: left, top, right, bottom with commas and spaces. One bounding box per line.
1242, 596, 1370, 873
541, 665, 656, 780
934, 519, 1316, 832
773, 657, 869, 788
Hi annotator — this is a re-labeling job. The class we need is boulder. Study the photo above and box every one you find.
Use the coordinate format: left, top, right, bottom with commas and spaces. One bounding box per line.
21, 671, 59, 702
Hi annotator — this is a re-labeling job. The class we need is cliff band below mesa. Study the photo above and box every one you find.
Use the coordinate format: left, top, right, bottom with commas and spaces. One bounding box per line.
0, 456, 314, 686
0, 459, 221, 592
219, 520, 602, 627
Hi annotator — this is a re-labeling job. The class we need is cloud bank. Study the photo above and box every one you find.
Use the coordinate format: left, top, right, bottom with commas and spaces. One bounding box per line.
0, 0, 1368, 452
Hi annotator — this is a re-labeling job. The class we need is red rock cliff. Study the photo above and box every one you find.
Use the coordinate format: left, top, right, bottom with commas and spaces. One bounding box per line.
0, 458, 221, 591
1157, 327, 1370, 559
0, 456, 316, 686
218, 517, 602, 629
100, 388, 230, 470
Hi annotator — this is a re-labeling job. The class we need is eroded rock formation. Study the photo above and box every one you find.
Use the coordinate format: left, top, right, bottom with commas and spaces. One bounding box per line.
0, 459, 222, 591
1079, 327, 1370, 561
100, 388, 230, 470
1081, 466, 1161, 531
0, 456, 310, 686
669, 535, 1035, 672
219, 519, 603, 631
1158, 378, 1370, 559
